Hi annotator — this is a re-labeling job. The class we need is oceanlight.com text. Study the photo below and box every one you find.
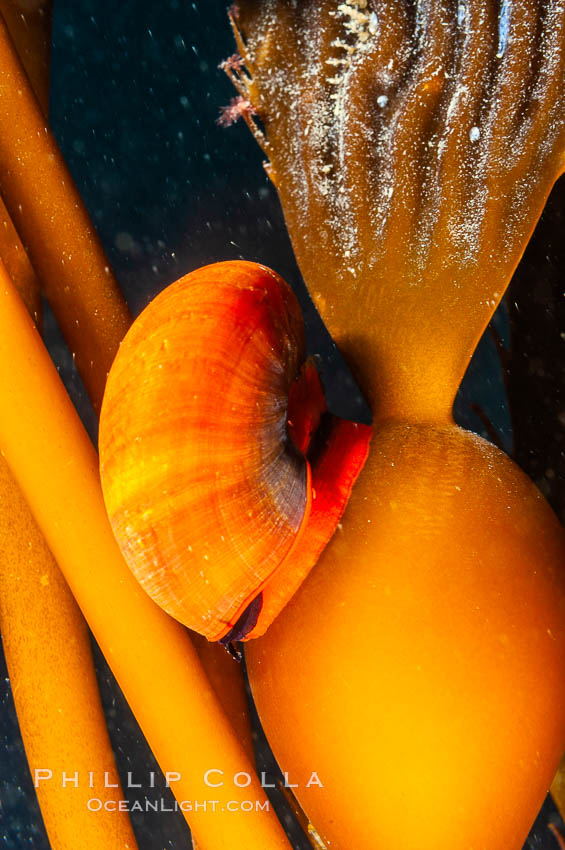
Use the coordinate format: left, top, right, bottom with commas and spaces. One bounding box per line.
87, 797, 271, 814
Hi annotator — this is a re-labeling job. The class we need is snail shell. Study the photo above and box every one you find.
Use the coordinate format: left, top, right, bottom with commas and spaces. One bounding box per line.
99, 261, 371, 641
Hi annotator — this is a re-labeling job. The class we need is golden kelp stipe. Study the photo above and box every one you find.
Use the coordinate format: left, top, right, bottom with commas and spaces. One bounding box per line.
0, 7, 137, 847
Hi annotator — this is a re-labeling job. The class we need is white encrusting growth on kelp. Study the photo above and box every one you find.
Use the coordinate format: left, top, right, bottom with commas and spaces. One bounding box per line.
220, 0, 565, 299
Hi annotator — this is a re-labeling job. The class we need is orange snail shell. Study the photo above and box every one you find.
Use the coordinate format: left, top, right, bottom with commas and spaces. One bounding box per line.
99, 261, 371, 641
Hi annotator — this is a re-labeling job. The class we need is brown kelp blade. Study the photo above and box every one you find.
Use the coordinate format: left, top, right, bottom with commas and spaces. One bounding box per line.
225, 1, 565, 419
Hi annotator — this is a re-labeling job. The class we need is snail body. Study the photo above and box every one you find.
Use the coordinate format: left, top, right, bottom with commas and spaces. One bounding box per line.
99, 260, 370, 642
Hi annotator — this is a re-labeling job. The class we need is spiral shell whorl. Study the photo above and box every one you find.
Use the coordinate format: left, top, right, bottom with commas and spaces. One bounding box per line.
99, 261, 309, 640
